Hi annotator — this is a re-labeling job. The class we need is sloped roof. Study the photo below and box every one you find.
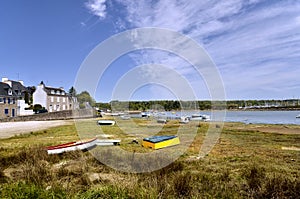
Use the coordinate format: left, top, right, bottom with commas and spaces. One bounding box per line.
0, 82, 16, 96
43, 86, 67, 96
10, 80, 28, 93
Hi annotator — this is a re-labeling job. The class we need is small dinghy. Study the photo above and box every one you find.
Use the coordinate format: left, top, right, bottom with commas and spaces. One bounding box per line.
96, 139, 121, 146
157, 119, 167, 124
97, 120, 116, 125
179, 116, 190, 124
46, 138, 98, 154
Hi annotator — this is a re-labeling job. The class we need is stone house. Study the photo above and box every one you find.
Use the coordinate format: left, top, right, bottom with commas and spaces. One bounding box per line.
0, 82, 17, 118
33, 81, 78, 112
1, 77, 33, 116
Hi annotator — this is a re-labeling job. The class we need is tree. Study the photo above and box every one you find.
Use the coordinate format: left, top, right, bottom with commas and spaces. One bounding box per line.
69, 86, 77, 97
33, 106, 47, 113
77, 91, 96, 108
24, 91, 29, 104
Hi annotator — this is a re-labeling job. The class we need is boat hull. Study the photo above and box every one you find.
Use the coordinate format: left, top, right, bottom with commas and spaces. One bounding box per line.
142, 135, 180, 149
46, 138, 98, 155
97, 120, 116, 125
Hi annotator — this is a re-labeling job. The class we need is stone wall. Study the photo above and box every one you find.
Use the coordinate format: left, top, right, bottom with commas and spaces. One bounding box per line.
0, 109, 96, 122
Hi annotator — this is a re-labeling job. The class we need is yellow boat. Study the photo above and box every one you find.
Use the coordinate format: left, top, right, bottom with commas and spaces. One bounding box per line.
142, 135, 180, 149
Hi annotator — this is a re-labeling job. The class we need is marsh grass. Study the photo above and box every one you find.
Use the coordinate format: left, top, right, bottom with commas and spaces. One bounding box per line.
0, 119, 300, 198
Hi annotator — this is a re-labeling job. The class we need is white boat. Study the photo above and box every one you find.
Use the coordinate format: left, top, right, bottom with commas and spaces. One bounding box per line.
97, 120, 116, 126
179, 116, 189, 124
141, 112, 151, 118
120, 115, 131, 120
296, 114, 300, 119
201, 115, 211, 121
190, 113, 210, 121
96, 139, 121, 146
191, 113, 201, 118
46, 138, 98, 155
157, 119, 167, 124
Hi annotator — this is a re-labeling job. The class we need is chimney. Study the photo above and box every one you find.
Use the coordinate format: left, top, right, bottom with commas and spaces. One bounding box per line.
2, 77, 8, 82
1, 77, 11, 87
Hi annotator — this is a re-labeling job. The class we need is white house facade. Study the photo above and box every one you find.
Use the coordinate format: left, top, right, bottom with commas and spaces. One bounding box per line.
33, 81, 78, 112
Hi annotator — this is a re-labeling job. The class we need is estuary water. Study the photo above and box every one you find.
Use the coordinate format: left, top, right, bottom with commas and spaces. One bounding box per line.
145, 110, 300, 125
223, 110, 300, 125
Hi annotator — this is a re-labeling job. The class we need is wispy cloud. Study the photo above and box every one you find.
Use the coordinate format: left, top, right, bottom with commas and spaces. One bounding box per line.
85, 0, 300, 99
85, 0, 107, 19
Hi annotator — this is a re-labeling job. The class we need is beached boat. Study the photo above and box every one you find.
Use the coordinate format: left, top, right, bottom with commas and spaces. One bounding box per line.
46, 138, 98, 154
96, 139, 121, 146
157, 118, 168, 124
179, 116, 189, 124
97, 120, 116, 125
142, 135, 180, 149
120, 115, 131, 120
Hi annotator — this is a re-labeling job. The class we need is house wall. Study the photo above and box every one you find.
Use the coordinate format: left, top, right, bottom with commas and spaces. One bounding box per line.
18, 100, 34, 115
0, 96, 18, 118
47, 95, 70, 112
33, 85, 47, 108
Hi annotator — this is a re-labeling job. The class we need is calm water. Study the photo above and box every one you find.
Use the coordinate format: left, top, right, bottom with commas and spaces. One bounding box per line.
223, 110, 300, 125
141, 110, 300, 125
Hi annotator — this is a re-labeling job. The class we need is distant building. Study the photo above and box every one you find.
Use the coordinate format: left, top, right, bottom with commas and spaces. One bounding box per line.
33, 81, 78, 112
0, 82, 18, 118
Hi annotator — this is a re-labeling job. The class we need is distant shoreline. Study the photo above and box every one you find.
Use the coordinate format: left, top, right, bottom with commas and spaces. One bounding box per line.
226, 107, 300, 111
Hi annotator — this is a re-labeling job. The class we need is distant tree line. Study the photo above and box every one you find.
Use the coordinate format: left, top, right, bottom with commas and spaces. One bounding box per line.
95, 99, 300, 111
67, 87, 300, 111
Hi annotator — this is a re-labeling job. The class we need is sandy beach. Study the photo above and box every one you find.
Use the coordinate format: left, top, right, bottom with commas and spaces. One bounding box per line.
0, 120, 73, 139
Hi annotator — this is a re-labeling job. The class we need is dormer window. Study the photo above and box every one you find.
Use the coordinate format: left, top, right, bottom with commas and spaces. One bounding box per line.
56, 90, 60, 95
62, 91, 65, 95
51, 90, 55, 94
8, 89, 12, 95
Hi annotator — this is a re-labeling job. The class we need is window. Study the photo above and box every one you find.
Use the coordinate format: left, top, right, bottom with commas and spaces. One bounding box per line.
51, 96, 54, 102
3, 98, 6, 104
51, 90, 55, 94
56, 90, 60, 95
8, 89, 12, 95
0, 98, 3, 103
57, 97, 60, 102
63, 104, 66, 110
4, 109, 8, 115
63, 97, 66, 103
8, 98, 10, 104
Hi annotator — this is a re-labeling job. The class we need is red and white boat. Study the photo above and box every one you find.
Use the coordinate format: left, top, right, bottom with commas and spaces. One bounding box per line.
46, 138, 98, 155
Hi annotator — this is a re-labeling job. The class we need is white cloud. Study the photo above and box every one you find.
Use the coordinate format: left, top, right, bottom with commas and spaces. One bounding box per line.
85, 0, 107, 19
89, 0, 300, 99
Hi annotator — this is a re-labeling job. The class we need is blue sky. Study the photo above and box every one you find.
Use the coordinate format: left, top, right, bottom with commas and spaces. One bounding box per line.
1, 0, 300, 102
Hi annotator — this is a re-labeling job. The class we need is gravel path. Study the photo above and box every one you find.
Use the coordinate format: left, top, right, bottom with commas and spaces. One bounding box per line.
0, 120, 73, 139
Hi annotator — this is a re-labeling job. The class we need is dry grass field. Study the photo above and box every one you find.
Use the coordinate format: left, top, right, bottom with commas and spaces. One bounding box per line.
0, 118, 299, 198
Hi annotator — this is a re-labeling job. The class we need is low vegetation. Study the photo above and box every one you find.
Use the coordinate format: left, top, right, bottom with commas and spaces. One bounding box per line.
0, 119, 300, 198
